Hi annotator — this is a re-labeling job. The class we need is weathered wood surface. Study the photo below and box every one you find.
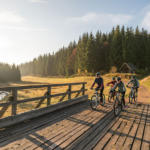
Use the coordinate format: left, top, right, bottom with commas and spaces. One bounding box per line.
0, 102, 150, 150
0, 95, 88, 129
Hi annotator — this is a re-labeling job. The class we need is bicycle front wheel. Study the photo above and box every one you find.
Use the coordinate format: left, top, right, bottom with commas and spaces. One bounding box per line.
100, 94, 105, 106
90, 95, 98, 110
129, 92, 133, 104
114, 99, 121, 116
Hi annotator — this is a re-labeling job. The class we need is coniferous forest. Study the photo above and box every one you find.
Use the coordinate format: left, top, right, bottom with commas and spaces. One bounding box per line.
0, 63, 21, 82
20, 26, 150, 76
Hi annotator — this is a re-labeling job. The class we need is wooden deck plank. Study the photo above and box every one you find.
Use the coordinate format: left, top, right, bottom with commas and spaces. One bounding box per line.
31, 104, 112, 150
131, 105, 148, 150
122, 104, 145, 149
2, 111, 92, 149
63, 105, 114, 150
115, 105, 141, 149
54, 105, 112, 150
93, 105, 132, 150
0, 102, 91, 149
0, 102, 150, 150
0, 102, 88, 140
25, 109, 99, 150
103, 118, 127, 150
141, 105, 150, 150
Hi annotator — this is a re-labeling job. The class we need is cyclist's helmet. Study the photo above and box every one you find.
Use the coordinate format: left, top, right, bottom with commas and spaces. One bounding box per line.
96, 72, 100, 76
112, 77, 116, 80
117, 77, 121, 81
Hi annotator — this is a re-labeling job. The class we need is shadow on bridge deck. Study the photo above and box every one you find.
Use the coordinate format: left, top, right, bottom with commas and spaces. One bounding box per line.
0, 101, 149, 150
0, 101, 112, 150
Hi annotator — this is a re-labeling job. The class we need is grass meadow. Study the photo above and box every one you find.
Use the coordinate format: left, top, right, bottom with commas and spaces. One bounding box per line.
0, 73, 149, 118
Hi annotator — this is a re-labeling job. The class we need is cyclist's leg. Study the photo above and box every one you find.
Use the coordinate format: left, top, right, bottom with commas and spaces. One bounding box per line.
121, 92, 125, 106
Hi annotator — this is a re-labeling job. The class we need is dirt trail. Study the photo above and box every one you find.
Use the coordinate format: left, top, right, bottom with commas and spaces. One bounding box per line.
137, 76, 150, 104
138, 85, 150, 104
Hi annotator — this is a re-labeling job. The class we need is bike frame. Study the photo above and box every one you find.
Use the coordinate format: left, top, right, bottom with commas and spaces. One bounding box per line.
94, 90, 100, 105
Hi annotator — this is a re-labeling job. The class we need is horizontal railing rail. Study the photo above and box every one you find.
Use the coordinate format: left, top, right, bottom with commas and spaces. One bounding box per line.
0, 82, 87, 117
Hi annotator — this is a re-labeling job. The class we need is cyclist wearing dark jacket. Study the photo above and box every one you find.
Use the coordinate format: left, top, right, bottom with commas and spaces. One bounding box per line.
91, 72, 104, 101
112, 77, 126, 106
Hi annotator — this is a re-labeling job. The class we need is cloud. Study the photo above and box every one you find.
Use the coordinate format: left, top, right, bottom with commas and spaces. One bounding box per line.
141, 11, 150, 30
0, 11, 47, 32
0, 11, 25, 24
29, 0, 48, 3
0, 25, 48, 32
66, 12, 132, 26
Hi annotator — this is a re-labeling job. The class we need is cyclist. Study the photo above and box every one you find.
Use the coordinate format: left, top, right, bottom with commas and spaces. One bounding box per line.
127, 75, 139, 96
107, 77, 117, 99
112, 77, 126, 106
91, 72, 104, 102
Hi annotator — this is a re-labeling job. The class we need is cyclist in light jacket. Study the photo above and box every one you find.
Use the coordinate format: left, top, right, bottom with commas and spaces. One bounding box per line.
127, 75, 139, 96
112, 77, 126, 106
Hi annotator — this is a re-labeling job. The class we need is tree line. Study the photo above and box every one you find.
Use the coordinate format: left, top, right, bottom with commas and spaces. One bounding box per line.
0, 63, 21, 82
20, 25, 150, 76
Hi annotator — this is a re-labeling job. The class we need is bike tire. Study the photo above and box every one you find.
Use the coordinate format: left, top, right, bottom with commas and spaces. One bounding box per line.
100, 94, 105, 106
129, 92, 133, 104
114, 99, 121, 116
90, 95, 98, 110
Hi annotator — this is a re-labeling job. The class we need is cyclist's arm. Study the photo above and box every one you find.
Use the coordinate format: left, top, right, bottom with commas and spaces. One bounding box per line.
107, 81, 113, 86
127, 80, 133, 86
112, 83, 117, 91
91, 80, 96, 89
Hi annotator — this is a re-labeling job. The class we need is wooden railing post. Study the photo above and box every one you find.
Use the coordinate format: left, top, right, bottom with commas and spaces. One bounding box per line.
82, 83, 85, 95
47, 86, 51, 106
68, 84, 71, 100
12, 88, 17, 116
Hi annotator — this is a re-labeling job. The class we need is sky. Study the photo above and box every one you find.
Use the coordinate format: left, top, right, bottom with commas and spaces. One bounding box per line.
0, 0, 150, 65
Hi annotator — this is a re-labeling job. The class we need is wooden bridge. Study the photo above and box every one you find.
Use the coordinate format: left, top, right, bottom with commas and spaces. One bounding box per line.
0, 83, 150, 150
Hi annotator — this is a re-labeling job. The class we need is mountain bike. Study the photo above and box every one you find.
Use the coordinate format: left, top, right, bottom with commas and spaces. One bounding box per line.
90, 89, 105, 110
127, 85, 137, 104
113, 91, 124, 116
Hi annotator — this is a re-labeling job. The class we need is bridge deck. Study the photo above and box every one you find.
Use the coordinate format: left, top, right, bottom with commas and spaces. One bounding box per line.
0, 101, 150, 150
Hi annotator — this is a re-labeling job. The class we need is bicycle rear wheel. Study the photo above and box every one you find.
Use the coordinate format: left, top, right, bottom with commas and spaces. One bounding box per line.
114, 99, 121, 116
129, 92, 133, 104
90, 95, 98, 110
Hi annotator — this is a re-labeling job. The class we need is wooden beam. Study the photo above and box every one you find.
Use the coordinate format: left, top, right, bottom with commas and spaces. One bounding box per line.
0, 95, 88, 128
12, 89, 17, 116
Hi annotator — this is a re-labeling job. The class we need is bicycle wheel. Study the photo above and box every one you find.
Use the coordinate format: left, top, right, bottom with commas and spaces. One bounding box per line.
134, 92, 137, 103
90, 95, 98, 110
114, 99, 121, 116
129, 92, 133, 104
100, 94, 105, 106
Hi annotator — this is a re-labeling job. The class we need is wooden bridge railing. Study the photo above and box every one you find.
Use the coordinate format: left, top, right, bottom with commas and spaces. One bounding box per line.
0, 82, 87, 117
0, 82, 88, 128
